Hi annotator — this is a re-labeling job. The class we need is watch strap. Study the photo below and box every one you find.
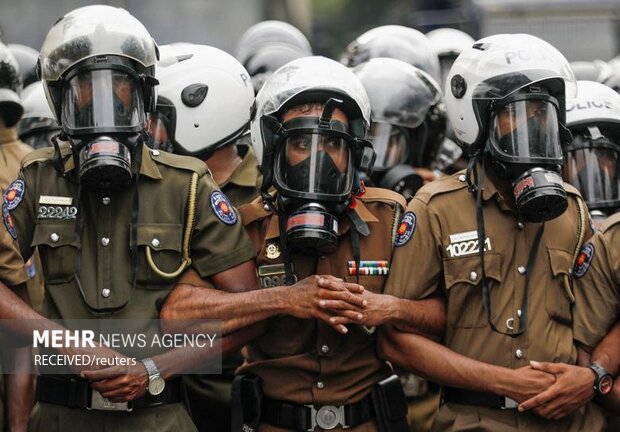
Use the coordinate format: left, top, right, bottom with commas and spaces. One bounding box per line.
141, 357, 159, 378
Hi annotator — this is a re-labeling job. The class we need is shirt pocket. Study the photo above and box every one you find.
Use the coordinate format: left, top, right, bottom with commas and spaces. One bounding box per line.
31, 222, 78, 283
546, 247, 574, 325
442, 252, 502, 329
135, 223, 184, 288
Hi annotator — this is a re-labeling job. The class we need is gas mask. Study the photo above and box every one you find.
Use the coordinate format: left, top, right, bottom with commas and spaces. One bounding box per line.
486, 96, 569, 222
60, 65, 146, 191
267, 99, 374, 256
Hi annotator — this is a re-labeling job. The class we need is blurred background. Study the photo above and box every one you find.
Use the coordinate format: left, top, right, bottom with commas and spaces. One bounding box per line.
0, 0, 618, 61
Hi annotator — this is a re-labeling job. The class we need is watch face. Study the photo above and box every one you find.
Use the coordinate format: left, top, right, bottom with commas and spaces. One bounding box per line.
148, 376, 165, 396
600, 375, 614, 395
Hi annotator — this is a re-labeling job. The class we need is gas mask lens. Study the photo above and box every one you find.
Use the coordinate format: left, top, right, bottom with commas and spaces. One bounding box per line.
278, 132, 352, 196
62, 70, 144, 131
368, 122, 409, 170
490, 100, 562, 162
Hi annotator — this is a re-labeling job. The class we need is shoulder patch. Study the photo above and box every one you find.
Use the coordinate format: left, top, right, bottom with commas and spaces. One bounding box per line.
150, 150, 209, 177
415, 172, 468, 205
210, 191, 237, 225
573, 243, 595, 278
3, 205, 17, 239
394, 211, 416, 247
3, 179, 25, 211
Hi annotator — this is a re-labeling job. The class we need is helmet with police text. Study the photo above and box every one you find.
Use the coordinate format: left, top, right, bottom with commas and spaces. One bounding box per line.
0, 41, 23, 127
236, 20, 312, 67
8, 44, 39, 88
426, 28, 475, 88
353, 58, 445, 192
38, 5, 159, 137
445, 33, 576, 164
564, 80, 620, 212
154, 44, 254, 159
17, 81, 60, 149
250, 56, 374, 204
341, 25, 441, 85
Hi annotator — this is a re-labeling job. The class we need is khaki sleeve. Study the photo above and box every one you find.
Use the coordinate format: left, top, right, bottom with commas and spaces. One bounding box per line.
384, 196, 443, 300
0, 223, 27, 287
190, 174, 256, 278
4, 169, 37, 262
572, 228, 620, 348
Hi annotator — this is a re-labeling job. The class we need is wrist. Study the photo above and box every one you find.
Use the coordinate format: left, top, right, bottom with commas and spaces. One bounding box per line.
488, 367, 515, 396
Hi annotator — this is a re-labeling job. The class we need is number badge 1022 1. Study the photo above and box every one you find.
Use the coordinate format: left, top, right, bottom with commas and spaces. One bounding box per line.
446, 230, 492, 258
38, 206, 78, 220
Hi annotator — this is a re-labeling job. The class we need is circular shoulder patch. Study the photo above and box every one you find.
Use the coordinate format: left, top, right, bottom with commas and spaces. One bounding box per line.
3, 205, 17, 240
210, 191, 237, 225
394, 211, 416, 247
573, 243, 595, 278
3, 179, 25, 211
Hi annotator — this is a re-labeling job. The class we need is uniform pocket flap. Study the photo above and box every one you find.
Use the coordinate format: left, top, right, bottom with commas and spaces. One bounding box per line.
135, 223, 183, 252
443, 253, 502, 289
547, 247, 573, 278
31, 222, 78, 248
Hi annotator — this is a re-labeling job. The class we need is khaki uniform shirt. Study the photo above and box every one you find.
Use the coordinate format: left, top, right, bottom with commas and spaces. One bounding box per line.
384, 169, 605, 432
237, 188, 406, 432
218, 144, 262, 207
573, 212, 620, 348
6, 143, 255, 321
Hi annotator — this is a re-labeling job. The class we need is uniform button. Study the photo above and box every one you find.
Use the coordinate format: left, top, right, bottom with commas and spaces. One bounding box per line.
517, 309, 522, 318
151, 149, 160, 156
101, 288, 111, 298
151, 238, 160, 248
320, 255, 326, 260
50, 233, 59, 243
517, 221, 524, 230
101, 237, 110, 247
469, 271, 478, 281
321, 344, 330, 354
458, 174, 466, 182
515, 349, 524, 359
316, 381, 325, 389
518, 266, 526, 275
102, 197, 111, 205
263, 204, 270, 211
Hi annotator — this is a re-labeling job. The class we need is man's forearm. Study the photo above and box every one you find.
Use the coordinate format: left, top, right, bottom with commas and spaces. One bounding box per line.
5, 346, 34, 432
390, 296, 446, 339
162, 284, 288, 335
591, 321, 620, 376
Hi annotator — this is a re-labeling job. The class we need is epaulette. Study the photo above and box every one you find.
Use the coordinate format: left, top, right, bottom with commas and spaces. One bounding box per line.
599, 212, 620, 233
415, 171, 469, 205
238, 195, 273, 226
360, 187, 407, 210
21, 145, 69, 168
563, 182, 583, 198
148, 150, 209, 177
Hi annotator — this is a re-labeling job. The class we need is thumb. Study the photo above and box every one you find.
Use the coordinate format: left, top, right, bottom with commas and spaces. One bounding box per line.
530, 360, 563, 374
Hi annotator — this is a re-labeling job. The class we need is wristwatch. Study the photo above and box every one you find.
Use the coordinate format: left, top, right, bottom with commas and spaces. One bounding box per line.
587, 363, 614, 395
141, 358, 165, 396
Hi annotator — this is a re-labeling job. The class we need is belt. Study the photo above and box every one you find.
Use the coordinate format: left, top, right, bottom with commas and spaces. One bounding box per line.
261, 394, 375, 431
36, 375, 182, 411
442, 386, 518, 410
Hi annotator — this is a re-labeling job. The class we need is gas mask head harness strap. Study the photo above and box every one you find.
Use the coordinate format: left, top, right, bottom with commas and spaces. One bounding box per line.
261, 98, 374, 285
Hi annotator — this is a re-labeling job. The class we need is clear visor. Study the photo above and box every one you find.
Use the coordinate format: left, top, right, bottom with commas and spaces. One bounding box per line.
563, 135, 620, 208
146, 112, 172, 152
490, 100, 562, 161
62, 70, 144, 131
369, 123, 409, 169
276, 132, 352, 196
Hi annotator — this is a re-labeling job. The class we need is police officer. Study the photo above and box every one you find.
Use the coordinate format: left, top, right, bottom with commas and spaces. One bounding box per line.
354, 57, 446, 198
235, 20, 313, 94
163, 56, 447, 432
377, 34, 607, 431
562, 80, 620, 227
154, 43, 261, 431
3, 6, 257, 431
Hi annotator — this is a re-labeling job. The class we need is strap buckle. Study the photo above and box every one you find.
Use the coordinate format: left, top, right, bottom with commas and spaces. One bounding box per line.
500, 397, 518, 410
306, 404, 349, 430
88, 390, 133, 412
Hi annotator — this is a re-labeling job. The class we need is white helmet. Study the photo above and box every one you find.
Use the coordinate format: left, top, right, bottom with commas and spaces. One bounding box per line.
250, 55, 371, 167
17, 82, 60, 147
445, 33, 576, 153
564, 80, 620, 212
426, 28, 475, 59
155, 44, 254, 158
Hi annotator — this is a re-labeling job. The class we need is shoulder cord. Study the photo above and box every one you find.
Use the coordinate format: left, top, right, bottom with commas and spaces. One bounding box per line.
146, 171, 199, 279
563, 194, 587, 304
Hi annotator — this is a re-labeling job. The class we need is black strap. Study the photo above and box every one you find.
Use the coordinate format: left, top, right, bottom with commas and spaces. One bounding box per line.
129, 146, 143, 289
346, 207, 369, 285
442, 386, 515, 409
261, 395, 375, 431
36, 375, 182, 410
277, 210, 295, 286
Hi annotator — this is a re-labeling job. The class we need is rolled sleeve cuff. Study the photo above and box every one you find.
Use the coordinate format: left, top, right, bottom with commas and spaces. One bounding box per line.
192, 246, 256, 278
